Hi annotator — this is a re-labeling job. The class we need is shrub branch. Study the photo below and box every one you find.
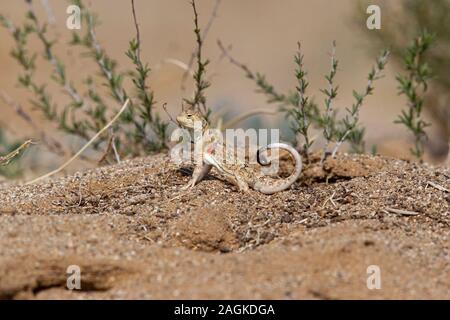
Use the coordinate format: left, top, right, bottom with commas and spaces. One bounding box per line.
290, 42, 313, 162
395, 30, 434, 160
184, 0, 211, 119
320, 41, 339, 163
331, 50, 390, 158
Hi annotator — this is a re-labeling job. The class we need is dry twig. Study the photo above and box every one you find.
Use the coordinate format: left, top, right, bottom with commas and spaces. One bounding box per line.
427, 181, 449, 193
222, 108, 278, 129
0, 140, 34, 166
27, 99, 130, 185
385, 207, 420, 216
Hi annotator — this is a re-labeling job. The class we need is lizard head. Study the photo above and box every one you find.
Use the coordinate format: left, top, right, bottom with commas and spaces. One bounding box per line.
176, 105, 208, 132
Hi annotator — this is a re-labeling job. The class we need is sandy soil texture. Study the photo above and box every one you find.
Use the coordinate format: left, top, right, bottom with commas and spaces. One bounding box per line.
0, 154, 448, 299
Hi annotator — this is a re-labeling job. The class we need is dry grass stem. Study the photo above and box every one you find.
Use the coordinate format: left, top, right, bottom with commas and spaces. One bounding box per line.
427, 181, 449, 193
0, 140, 34, 166
385, 207, 420, 216
26, 99, 130, 185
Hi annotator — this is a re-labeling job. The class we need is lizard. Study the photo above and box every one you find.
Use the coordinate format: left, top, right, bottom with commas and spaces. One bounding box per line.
175, 106, 302, 194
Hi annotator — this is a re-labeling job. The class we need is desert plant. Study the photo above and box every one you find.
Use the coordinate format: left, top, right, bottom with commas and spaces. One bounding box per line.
218, 39, 321, 151
289, 43, 313, 162
69, 0, 169, 154
218, 40, 389, 162
320, 41, 339, 162
126, 0, 169, 151
395, 30, 434, 160
183, 0, 212, 121
331, 49, 390, 158
357, 0, 450, 159
0, 0, 168, 162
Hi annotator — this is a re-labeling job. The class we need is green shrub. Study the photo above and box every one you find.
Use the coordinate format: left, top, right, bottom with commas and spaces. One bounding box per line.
0, 0, 168, 163
357, 0, 450, 159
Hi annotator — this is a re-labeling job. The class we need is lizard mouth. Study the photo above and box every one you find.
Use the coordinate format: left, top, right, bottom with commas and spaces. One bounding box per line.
175, 117, 185, 126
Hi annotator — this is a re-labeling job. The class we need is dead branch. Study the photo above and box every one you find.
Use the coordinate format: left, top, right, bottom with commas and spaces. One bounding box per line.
0, 140, 34, 166
222, 108, 278, 129
385, 207, 420, 216
427, 181, 449, 193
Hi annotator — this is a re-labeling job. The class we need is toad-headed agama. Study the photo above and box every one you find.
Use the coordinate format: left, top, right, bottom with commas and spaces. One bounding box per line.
176, 107, 302, 194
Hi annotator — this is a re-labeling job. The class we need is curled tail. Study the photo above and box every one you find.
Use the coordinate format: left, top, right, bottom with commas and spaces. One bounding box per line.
254, 143, 302, 194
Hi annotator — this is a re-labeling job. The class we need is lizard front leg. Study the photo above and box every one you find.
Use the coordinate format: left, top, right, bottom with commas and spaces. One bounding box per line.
235, 175, 250, 192
182, 163, 212, 190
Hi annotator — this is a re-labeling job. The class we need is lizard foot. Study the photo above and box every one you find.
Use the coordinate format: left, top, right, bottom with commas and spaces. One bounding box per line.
181, 180, 196, 191
236, 179, 250, 193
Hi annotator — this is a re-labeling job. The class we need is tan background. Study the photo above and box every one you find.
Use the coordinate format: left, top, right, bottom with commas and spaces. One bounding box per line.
0, 0, 444, 175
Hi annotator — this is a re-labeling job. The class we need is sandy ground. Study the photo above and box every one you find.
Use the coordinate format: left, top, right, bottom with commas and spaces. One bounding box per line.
0, 0, 448, 301
0, 153, 448, 299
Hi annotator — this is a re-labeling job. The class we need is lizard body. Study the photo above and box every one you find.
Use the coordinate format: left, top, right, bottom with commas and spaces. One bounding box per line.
176, 108, 302, 194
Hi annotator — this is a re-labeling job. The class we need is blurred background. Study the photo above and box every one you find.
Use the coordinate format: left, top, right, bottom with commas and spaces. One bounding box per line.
0, 0, 448, 178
